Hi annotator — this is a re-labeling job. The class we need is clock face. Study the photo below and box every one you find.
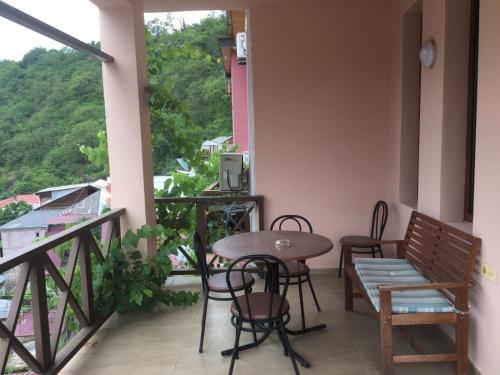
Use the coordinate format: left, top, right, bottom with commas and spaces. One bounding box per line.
420, 40, 436, 68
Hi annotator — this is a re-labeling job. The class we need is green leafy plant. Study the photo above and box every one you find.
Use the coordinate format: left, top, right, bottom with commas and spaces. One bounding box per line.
0, 201, 33, 226
94, 224, 198, 315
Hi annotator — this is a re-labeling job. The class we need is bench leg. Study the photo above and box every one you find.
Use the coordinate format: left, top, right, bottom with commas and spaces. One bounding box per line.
343, 245, 354, 311
344, 272, 353, 311
380, 290, 393, 375
456, 312, 468, 375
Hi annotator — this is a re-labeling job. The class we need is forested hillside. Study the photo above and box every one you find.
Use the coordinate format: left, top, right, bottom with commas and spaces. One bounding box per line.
0, 13, 231, 199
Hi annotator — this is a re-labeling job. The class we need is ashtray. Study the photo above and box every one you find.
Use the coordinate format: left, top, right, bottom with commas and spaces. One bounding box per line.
275, 239, 291, 248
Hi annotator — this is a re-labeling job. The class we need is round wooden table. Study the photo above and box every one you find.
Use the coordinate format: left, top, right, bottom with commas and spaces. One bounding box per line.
212, 230, 333, 262
212, 231, 334, 368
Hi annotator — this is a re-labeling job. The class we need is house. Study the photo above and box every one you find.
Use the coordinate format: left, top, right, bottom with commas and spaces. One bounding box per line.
0, 183, 104, 258
35, 180, 107, 206
0, 194, 40, 209
219, 10, 249, 153
201, 135, 233, 155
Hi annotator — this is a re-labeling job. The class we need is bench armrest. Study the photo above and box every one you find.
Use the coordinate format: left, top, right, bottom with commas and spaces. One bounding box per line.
378, 281, 473, 292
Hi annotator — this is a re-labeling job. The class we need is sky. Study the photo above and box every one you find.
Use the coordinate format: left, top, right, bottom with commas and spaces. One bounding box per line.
0, 0, 216, 61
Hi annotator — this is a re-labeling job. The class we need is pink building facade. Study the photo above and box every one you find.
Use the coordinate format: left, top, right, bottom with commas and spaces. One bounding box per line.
230, 54, 248, 152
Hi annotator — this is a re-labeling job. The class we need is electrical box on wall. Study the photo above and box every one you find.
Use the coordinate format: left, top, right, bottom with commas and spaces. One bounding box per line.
481, 263, 498, 283
219, 153, 243, 191
236, 32, 247, 64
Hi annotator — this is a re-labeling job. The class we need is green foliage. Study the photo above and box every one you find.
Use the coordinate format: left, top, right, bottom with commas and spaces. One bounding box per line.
0, 201, 32, 226
79, 130, 109, 176
156, 145, 237, 255
0, 13, 231, 197
94, 224, 199, 315
0, 48, 106, 197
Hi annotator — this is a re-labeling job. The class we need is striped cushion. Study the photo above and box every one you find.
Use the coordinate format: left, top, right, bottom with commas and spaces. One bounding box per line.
354, 258, 456, 314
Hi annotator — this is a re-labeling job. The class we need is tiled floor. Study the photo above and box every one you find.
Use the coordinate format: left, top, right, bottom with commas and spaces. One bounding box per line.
62, 273, 459, 374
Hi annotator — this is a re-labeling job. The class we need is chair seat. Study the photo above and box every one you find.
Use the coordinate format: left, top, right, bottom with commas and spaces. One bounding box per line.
354, 258, 456, 314
278, 261, 309, 277
208, 272, 254, 293
340, 235, 379, 248
231, 292, 290, 320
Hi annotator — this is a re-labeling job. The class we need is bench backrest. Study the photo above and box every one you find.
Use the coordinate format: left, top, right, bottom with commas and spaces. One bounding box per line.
402, 211, 480, 283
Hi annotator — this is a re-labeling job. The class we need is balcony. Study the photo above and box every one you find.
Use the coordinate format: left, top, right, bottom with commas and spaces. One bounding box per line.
1, 0, 500, 374
0, 203, 461, 375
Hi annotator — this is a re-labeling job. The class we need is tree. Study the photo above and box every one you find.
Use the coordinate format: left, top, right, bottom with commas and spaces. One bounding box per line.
0, 201, 33, 226
0, 13, 231, 197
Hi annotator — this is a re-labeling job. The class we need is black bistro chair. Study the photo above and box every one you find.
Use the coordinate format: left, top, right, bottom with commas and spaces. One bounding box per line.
226, 255, 300, 375
338, 200, 389, 278
193, 231, 255, 353
270, 215, 321, 330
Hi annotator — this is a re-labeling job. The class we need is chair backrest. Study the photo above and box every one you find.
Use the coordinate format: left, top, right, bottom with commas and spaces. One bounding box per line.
227, 254, 290, 321
402, 211, 481, 283
193, 231, 210, 291
270, 214, 313, 233
370, 201, 388, 240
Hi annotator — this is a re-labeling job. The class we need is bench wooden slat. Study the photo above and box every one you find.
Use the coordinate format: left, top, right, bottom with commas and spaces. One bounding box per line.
407, 234, 467, 275
411, 211, 475, 242
407, 225, 470, 262
405, 238, 463, 282
409, 216, 472, 252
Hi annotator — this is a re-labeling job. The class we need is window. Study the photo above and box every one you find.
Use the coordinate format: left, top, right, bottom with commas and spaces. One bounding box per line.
464, 0, 480, 222
399, 1, 422, 207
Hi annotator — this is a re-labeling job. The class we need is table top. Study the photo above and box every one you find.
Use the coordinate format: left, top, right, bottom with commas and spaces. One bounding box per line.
212, 231, 334, 261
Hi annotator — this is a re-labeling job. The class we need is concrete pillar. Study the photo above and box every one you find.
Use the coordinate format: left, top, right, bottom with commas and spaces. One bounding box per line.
98, 0, 156, 254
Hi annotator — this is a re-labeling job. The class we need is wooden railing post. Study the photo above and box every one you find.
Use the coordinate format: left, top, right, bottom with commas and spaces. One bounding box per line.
257, 196, 264, 231
30, 257, 52, 371
80, 233, 95, 324
196, 202, 208, 249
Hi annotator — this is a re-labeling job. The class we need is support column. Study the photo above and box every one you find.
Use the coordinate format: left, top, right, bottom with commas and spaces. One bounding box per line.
98, 0, 156, 254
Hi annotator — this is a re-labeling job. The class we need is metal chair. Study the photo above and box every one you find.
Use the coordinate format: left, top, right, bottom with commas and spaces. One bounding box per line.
270, 215, 321, 331
226, 255, 300, 375
193, 231, 255, 353
338, 200, 389, 278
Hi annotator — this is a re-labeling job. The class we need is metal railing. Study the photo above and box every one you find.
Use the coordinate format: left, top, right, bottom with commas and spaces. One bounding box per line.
155, 195, 264, 275
0, 208, 124, 374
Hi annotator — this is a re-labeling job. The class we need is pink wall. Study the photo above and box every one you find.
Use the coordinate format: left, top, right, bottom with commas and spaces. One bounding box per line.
250, 0, 398, 268
468, 0, 500, 372
230, 54, 249, 152
388, 0, 500, 372
0, 229, 46, 258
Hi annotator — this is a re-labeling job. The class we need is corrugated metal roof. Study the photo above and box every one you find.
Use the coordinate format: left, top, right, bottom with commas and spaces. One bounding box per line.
202, 136, 232, 146
36, 179, 107, 194
0, 209, 64, 230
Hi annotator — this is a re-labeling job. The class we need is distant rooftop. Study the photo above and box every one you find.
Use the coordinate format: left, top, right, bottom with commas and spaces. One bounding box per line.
0, 209, 64, 231
36, 179, 107, 194
0, 194, 40, 209
202, 135, 232, 146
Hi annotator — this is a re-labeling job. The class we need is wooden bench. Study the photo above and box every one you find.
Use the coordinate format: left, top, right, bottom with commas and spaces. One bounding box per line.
343, 211, 480, 375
